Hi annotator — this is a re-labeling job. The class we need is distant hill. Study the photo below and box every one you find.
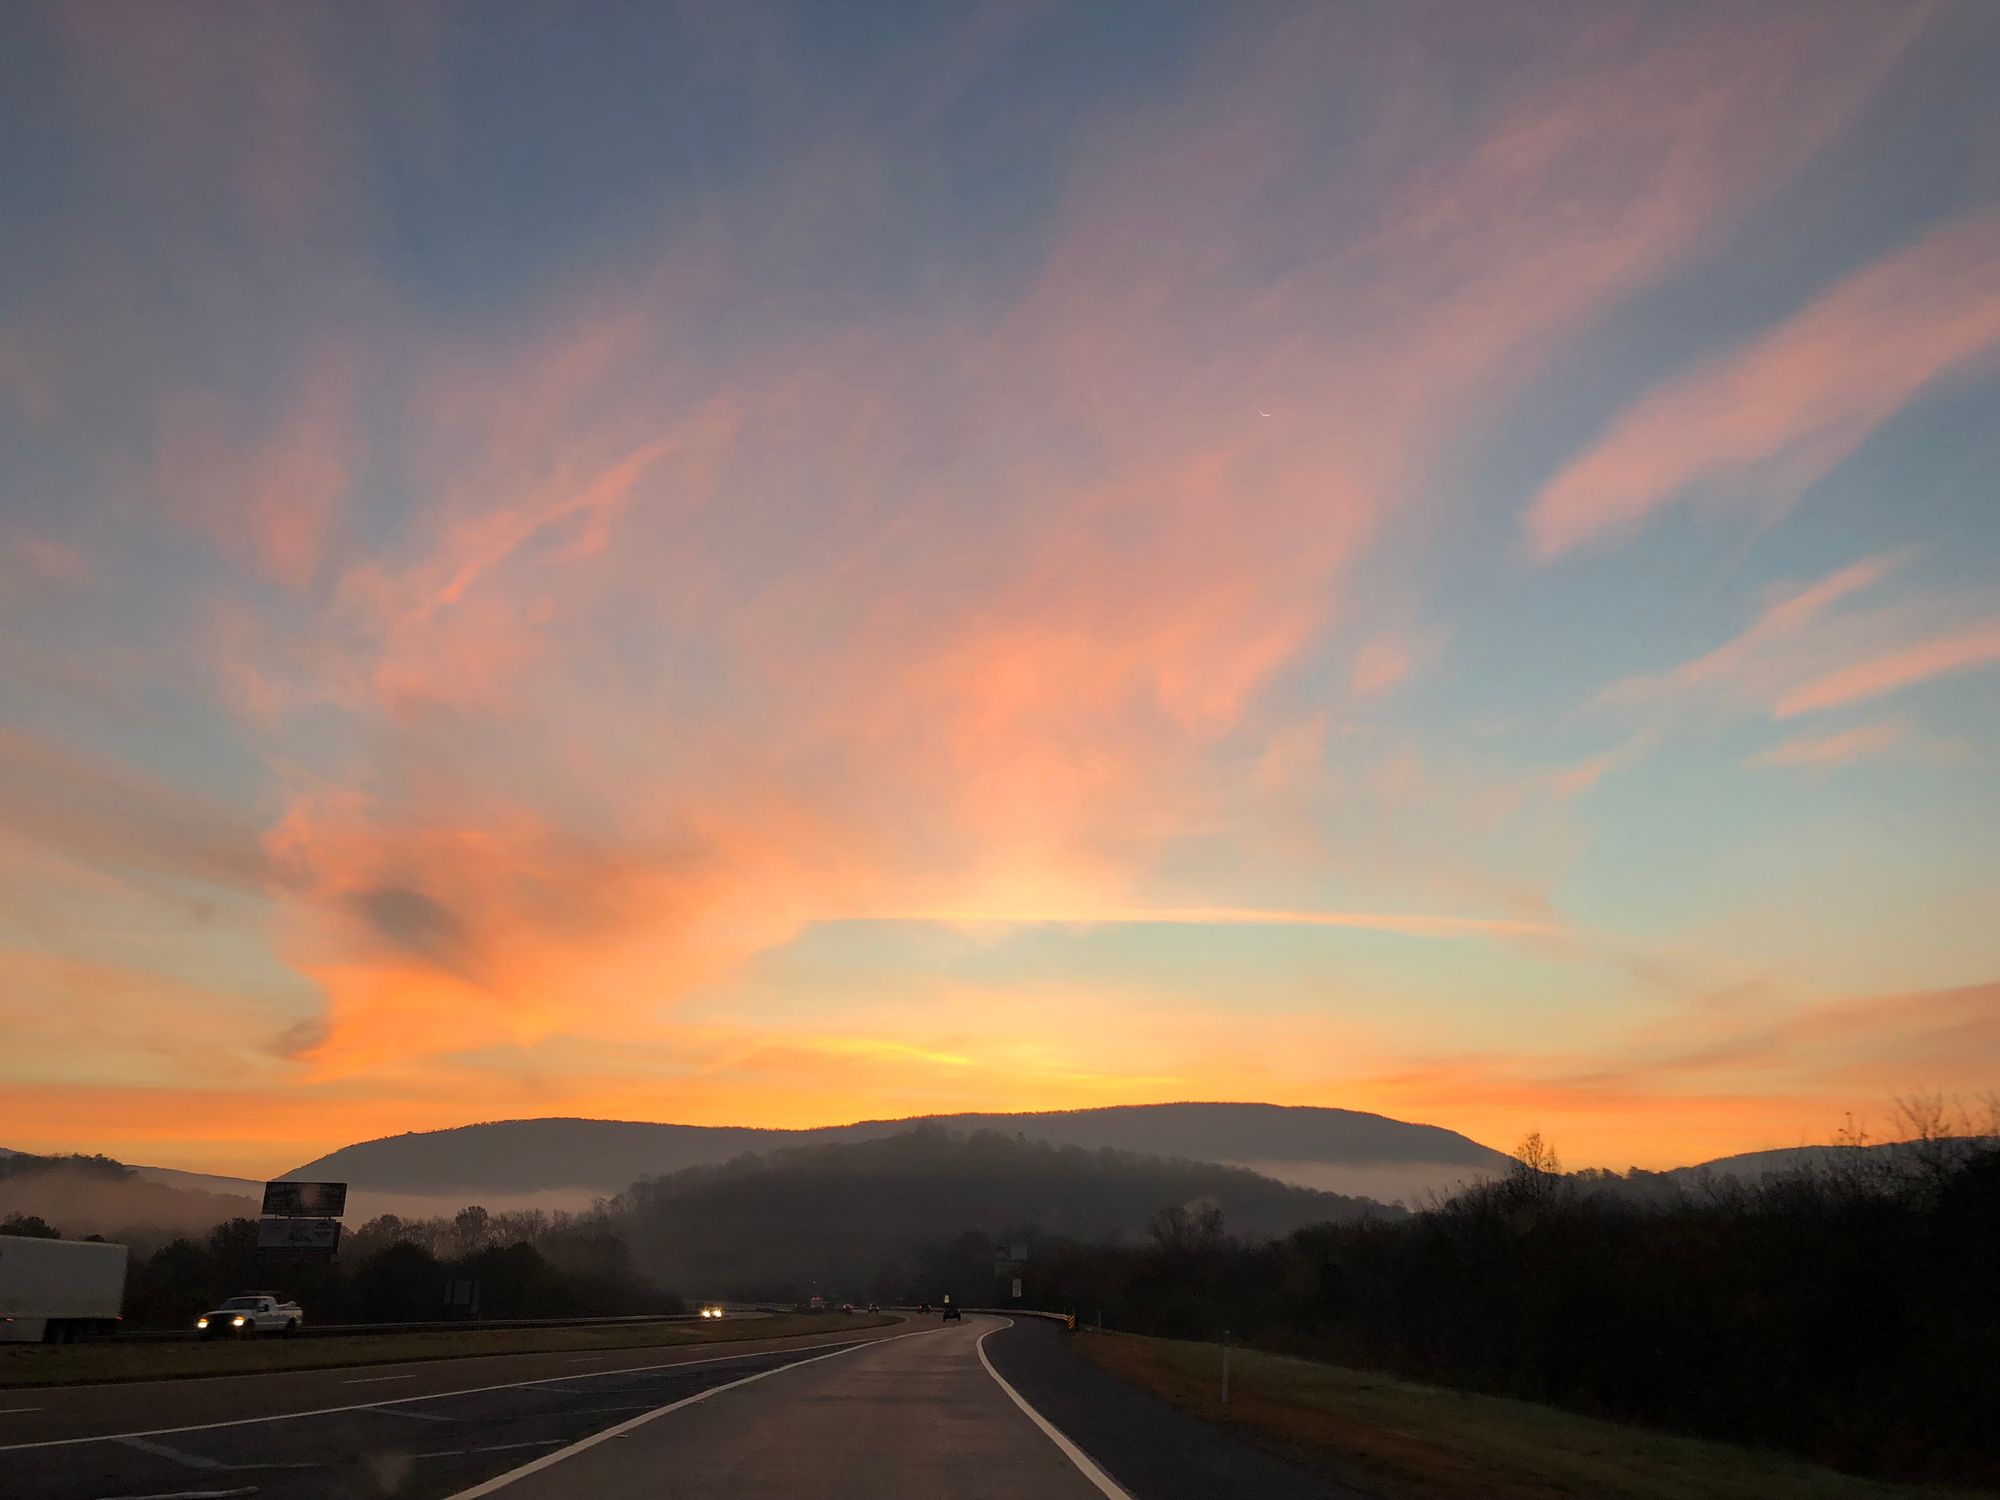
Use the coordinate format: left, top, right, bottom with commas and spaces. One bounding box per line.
0, 1151, 256, 1244
0, 1150, 589, 1243
127, 1163, 266, 1198
286, 1103, 1513, 1206
616, 1126, 1402, 1297
1670, 1137, 1997, 1185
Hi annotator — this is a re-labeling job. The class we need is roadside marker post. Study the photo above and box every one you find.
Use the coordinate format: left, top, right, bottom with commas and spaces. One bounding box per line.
1221, 1329, 1231, 1405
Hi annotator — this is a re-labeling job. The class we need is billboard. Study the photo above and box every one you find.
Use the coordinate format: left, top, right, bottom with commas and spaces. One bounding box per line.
261, 1181, 348, 1218
256, 1217, 341, 1254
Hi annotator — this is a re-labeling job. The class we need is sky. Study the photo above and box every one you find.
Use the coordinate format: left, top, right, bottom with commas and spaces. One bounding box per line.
2, 1, 1997, 1179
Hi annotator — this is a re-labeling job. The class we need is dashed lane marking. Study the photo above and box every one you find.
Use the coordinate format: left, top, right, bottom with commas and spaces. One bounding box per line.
114, 1435, 225, 1470
0, 1335, 881, 1454
362, 1404, 458, 1423
414, 1440, 567, 1460
438, 1325, 944, 1500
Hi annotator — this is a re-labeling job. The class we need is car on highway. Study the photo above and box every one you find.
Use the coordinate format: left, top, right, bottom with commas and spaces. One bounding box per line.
942, 1303, 961, 1322
698, 1302, 726, 1319
196, 1292, 303, 1338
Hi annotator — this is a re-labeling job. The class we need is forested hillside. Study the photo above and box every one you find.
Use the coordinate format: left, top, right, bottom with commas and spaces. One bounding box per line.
616, 1126, 1398, 1296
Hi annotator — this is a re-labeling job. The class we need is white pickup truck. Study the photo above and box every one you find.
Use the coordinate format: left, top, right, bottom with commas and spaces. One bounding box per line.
196, 1292, 304, 1338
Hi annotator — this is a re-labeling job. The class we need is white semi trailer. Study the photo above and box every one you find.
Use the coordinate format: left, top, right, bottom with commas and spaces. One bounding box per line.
0, 1236, 128, 1343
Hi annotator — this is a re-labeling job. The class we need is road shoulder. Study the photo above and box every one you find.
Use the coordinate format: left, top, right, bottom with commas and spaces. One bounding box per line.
1075, 1331, 1985, 1500
981, 1317, 1374, 1500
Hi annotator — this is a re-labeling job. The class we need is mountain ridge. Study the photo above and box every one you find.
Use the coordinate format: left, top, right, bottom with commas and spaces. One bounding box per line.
283, 1102, 1514, 1206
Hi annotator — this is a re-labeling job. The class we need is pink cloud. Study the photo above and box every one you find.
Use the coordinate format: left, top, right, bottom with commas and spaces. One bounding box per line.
0, 724, 269, 894
1603, 550, 1906, 704
1351, 635, 1413, 699
1745, 720, 1905, 769
1529, 209, 2000, 558
79, 2, 1939, 1094
14, 536, 93, 588
1774, 619, 2000, 718
153, 355, 354, 590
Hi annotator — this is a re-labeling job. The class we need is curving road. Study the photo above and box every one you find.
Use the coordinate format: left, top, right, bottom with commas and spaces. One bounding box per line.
4, 1314, 1354, 1500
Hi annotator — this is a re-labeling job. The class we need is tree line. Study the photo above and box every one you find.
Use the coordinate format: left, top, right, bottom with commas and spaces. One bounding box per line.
616, 1125, 1395, 1298
904, 1122, 1998, 1489
5, 1202, 673, 1327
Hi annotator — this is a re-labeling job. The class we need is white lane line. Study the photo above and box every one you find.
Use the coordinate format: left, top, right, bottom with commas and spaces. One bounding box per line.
439, 1325, 943, 1500
552, 1404, 657, 1418
92, 1489, 257, 1500
414, 1440, 567, 1459
0, 1405, 44, 1413
114, 1435, 225, 1471
976, 1319, 1134, 1500
0, 1334, 882, 1454
362, 1405, 458, 1423
341, 1374, 417, 1385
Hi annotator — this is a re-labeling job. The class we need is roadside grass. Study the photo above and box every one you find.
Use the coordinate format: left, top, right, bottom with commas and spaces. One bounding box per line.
0, 1312, 895, 1388
1076, 1331, 1991, 1500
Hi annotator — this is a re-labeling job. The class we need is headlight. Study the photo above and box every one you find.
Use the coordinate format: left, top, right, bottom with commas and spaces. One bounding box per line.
232, 1316, 246, 1327
196, 1317, 208, 1328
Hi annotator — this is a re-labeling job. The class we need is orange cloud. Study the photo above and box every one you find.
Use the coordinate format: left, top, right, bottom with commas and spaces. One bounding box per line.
6, 2, 1955, 1178
1773, 619, 2000, 717
1529, 210, 2000, 557
873, 907, 1559, 941
1345, 980, 2000, 1168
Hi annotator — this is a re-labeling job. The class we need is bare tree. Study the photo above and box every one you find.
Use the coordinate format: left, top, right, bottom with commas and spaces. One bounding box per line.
1512, 1131, 1561, 1177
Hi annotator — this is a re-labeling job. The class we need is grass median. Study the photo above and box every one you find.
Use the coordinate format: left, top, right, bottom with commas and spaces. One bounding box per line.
0, 1311, 897, 1388
1076, 1331, 1991, 1500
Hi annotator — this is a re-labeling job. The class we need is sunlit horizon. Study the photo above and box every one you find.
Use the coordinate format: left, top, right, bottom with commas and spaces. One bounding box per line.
4, 3, 1997, 1184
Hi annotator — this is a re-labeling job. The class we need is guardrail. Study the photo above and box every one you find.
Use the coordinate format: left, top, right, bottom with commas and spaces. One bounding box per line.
967, 1306, 1077, 1328
114, 1310, 729, 1344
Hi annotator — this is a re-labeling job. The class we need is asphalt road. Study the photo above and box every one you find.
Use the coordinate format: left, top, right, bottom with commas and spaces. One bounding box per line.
2, 1313, 1362, 1500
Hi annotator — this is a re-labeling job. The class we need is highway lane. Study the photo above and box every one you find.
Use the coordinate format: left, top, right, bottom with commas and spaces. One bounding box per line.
444, 1315, 1118, 1500
3, 1314, 1354, 1499
0, 1318, 885, 1448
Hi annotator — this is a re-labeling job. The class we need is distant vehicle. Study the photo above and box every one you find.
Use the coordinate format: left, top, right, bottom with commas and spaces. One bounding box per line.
866, 1302, 880, 1313
0, 1236, 128, 1344
918, 1301, 931, 1315
840, 1302, 856, 1313
941, 1304, 962, 1322
699, 1303, 725, 1319
807, 1294, 826, 1311
196, 1292, 302, 1338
